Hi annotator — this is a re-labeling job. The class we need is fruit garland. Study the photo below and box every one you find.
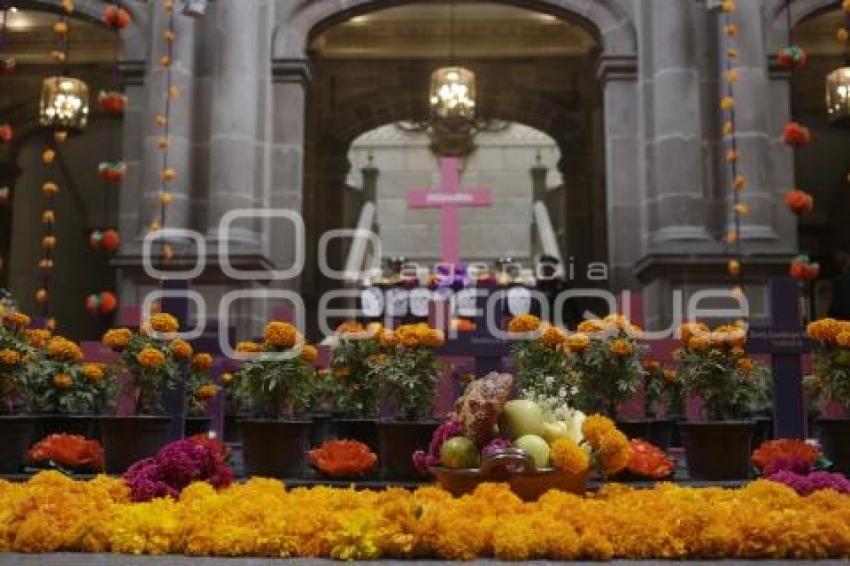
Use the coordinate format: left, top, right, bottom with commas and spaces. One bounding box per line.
719, 1, 746, 297
779, 0, 820, 286
36, 1, 76, 331
150, 0, 180, 264
83, 3, 132, 319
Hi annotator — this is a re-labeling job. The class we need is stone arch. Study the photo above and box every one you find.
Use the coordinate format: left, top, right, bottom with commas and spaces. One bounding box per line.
16, 0, 149, 60
273, 0, 637, 60
765, 0, 842, 51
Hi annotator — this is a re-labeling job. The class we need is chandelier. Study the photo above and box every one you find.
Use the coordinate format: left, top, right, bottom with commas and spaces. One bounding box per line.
430, 66, 476, 120
39, 76, 89, 131
826, 66, 850, 127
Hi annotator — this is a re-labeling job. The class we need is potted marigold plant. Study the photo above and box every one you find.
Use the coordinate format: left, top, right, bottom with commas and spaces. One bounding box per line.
371, 322, 444, 479
0, 307, 39, 473
21, 334, 115, 440
184, 350, 216, 437
805, 317, 850, 474
233, 320, 318, 477
571, 315, 646, 436
510, 314, 582, 410
328, 321, 385, 450
676, 322, 768, 479
99, 313, 185, 472
642, 361, 683, 449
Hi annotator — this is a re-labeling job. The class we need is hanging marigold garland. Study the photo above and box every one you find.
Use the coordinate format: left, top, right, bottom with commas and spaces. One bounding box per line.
719, 1, 745, 297
36, 0, 76, 331
150, 0, 179, 264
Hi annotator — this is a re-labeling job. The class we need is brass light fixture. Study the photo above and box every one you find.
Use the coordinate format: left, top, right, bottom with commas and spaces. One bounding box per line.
429, 66, 476, 120
39, 76, 89, 131
826, 65, 850, 127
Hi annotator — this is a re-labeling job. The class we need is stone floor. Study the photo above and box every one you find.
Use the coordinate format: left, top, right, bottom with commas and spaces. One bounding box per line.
0, 557, 848, 566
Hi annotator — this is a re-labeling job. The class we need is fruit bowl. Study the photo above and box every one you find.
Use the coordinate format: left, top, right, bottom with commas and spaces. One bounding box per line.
430, 448, 588, 501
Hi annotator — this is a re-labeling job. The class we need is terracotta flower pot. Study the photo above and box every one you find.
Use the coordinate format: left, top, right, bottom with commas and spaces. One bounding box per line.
240, 419, 312, 478
378, 420, 438, 480
680, 421, 754, 480
0, 416, 38, 474
817, 417, 850, 475
100, 416, 173, 474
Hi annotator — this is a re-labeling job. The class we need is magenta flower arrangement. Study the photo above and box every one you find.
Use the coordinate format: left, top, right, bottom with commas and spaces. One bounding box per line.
767, 470, 850, 496
123, 436, 234, 502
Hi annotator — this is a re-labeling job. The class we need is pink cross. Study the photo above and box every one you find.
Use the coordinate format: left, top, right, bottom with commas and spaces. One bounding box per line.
406, 157, 492, 264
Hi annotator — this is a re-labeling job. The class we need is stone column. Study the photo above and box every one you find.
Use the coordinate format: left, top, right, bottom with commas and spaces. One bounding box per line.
116, 61, 146, 244
205, 0, 262, 251
269, 59, 311, 287
136, 3, 195, 239
644, 0, 715, 254
598, 55, 642, 290
722, 0, 796, 252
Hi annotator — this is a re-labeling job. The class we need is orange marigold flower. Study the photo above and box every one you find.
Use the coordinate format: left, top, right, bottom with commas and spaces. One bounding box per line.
52, 373, 73, 390
581, 414, 617, 449
192, 353, 213, 372
0, 348, 22, 365
3, 311, 31, 327
508, 314, 541, 334
609, 338, 634, 357
377, 329, 398, 348
25, 329, 51, 348
170, 339, 193, 359
300, 344, 319, 363
102, 327, 132, 351
309, 439, 377, 477
47, 336, 83, 361
736, 357, 756, 376
421, 328, 446, 348
540, 324, 566, 348
577, 319, 606, 335
394, 325, 420, 348
806, 318, 842, 344
550, 438, 589, 475
219, 372, 235, 385
688, 335, 711, 352
565, 332, 591, 352
333, 366, 351, 380
663, 369, 678, 382
264, 321, 299, 348
837, 331, 850, 349
136, 347, 166, 369
149, 313, 180, 334
82, 363, 105, 383
195, 383, 220, 401
598, 429, 630, 476
337, 321, 365, 335
678, 322, 709, 343
235, 341, 263, 354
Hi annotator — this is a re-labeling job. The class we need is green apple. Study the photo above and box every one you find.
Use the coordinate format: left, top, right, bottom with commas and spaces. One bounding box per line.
499, 399, 545, 440
440, 436, 480, 469
540, 420, 571, 444
514, 434, 551, 470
